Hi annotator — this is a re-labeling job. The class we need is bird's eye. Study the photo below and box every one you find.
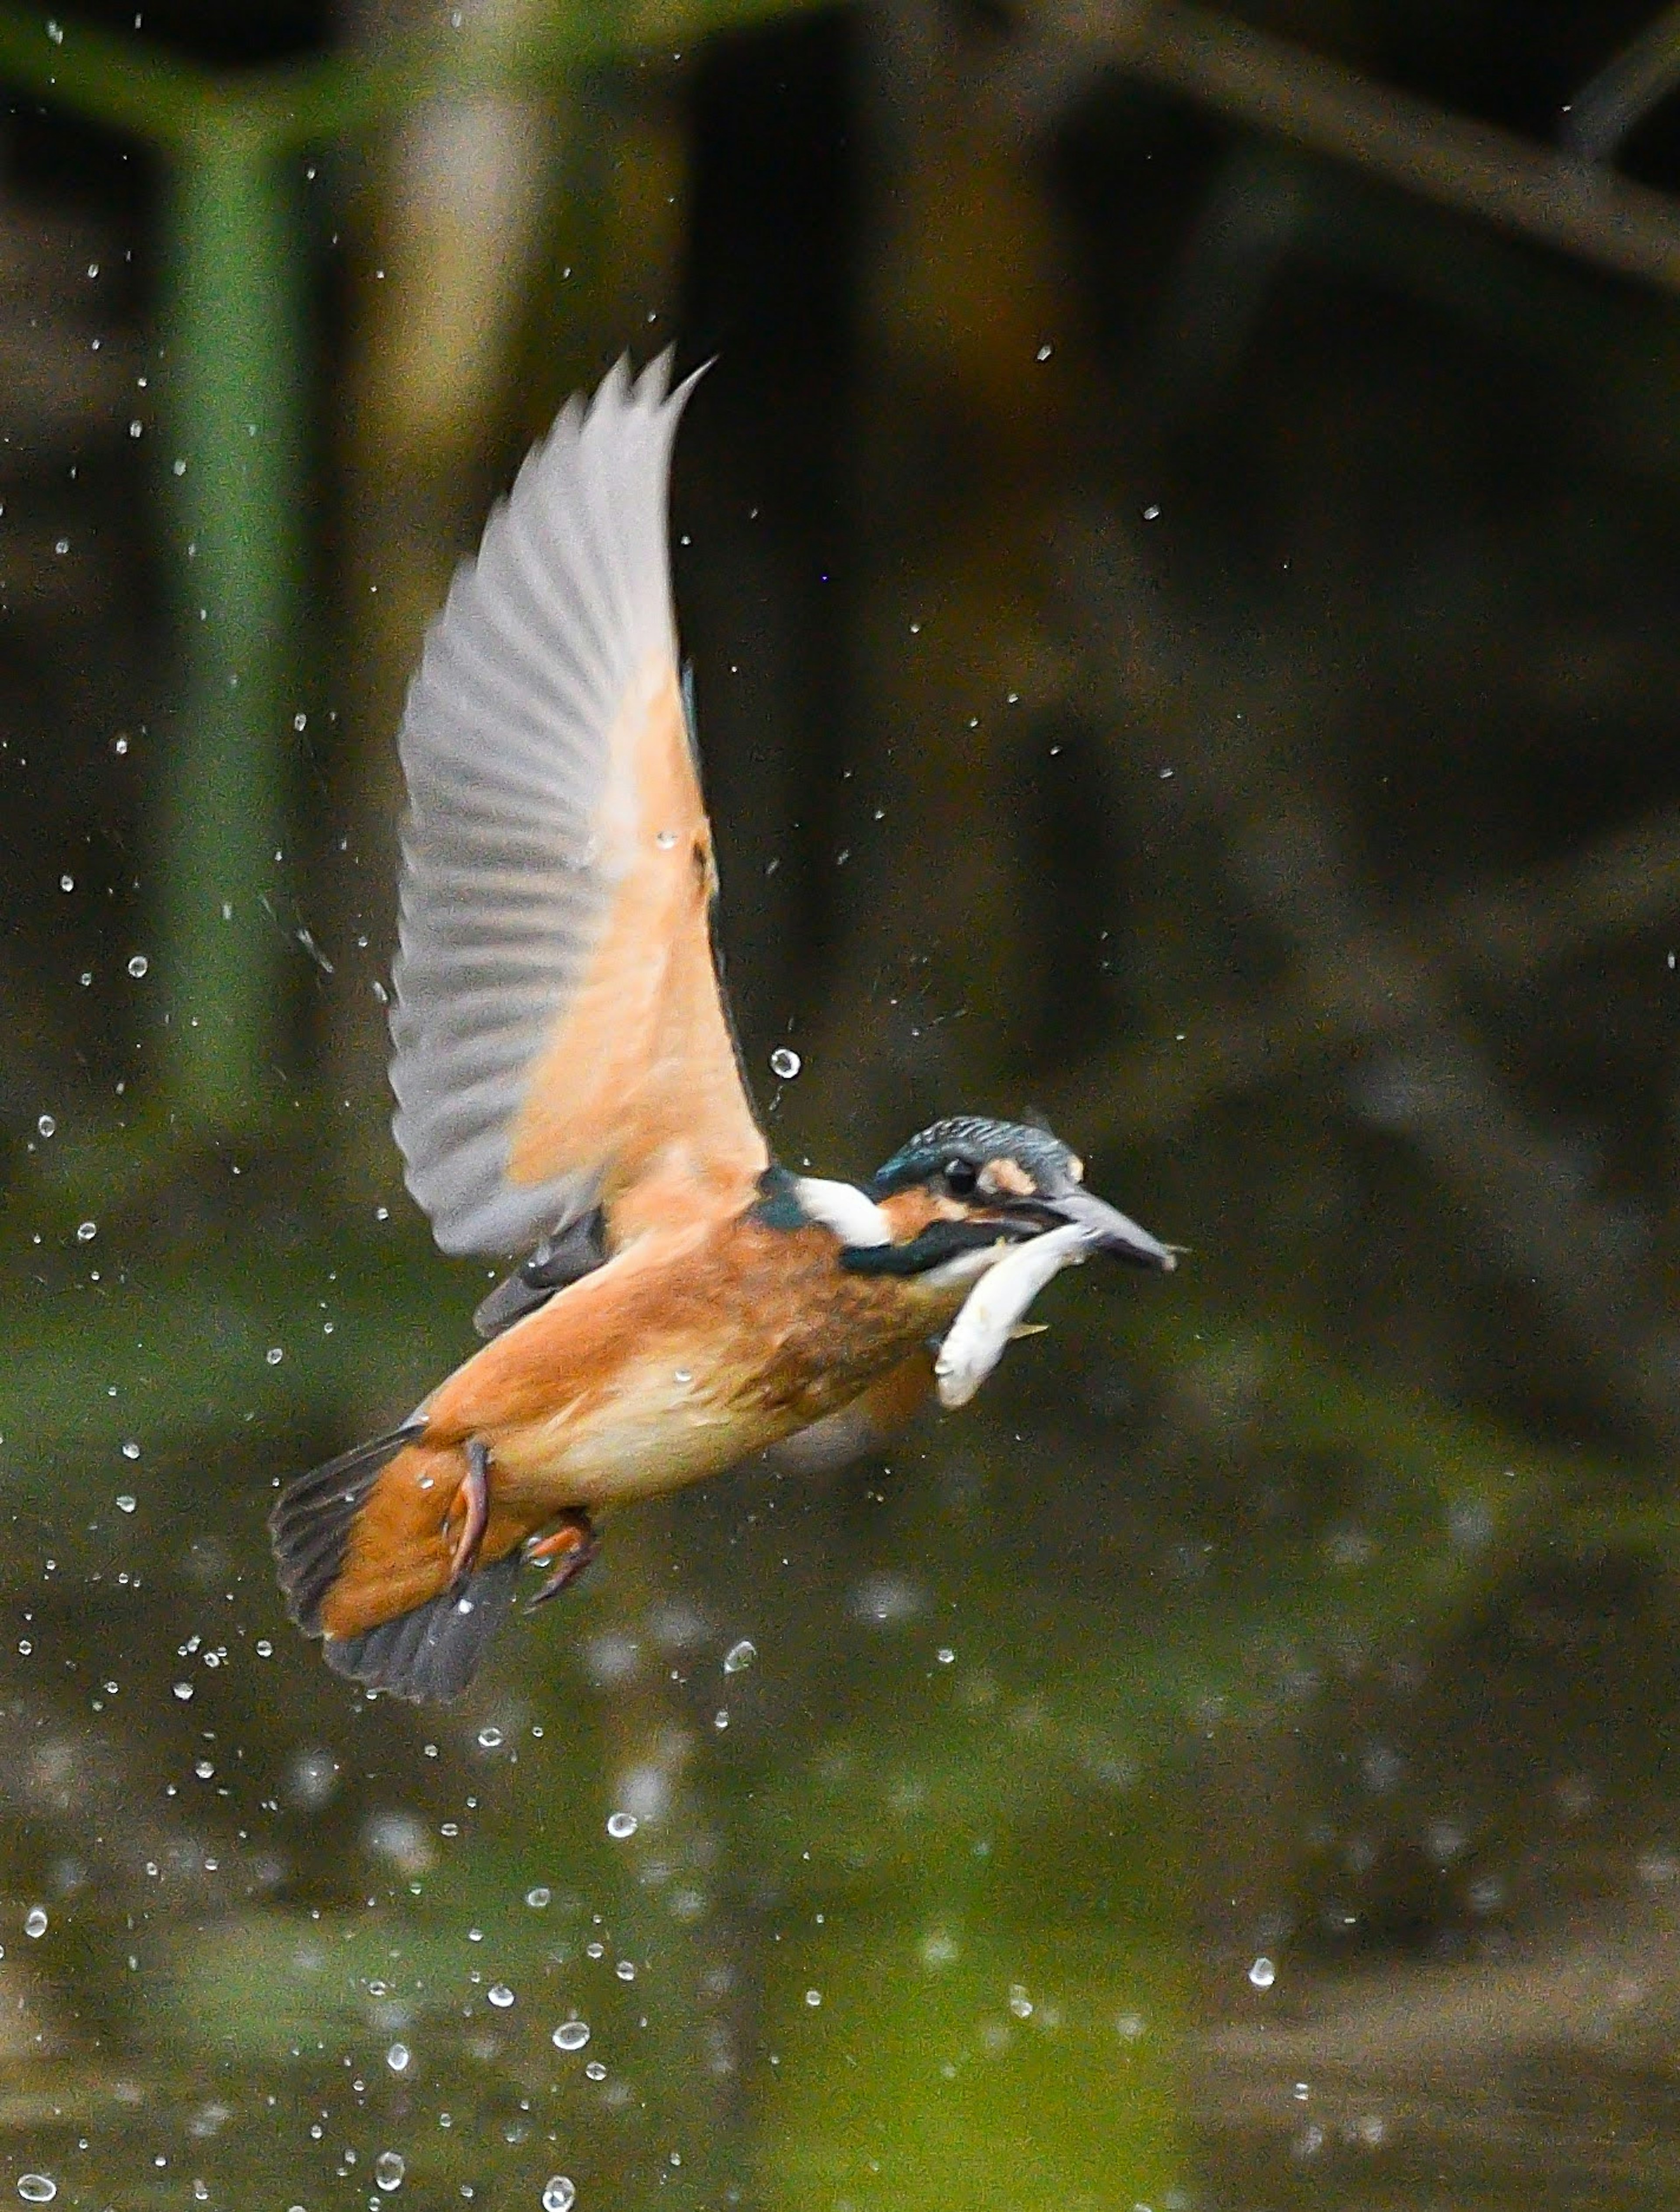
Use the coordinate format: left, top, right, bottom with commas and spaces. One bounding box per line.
943, 1158, 978, 1196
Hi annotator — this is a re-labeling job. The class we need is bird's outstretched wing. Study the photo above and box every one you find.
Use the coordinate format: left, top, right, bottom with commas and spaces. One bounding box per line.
389, 356, 767, 1257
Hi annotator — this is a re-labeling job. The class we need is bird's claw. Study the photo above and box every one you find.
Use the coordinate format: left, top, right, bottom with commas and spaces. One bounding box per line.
448, 1438, 492, 1590
525, 1510, 598, 1606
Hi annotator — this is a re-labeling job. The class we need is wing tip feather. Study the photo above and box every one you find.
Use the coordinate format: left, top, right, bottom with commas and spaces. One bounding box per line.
385, 353, 728, 1260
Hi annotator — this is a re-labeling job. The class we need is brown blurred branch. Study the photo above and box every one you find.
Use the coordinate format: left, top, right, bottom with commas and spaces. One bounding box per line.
1563, 2, 1680, 163
1055, 524, 1680, 1444
1007, 0, 1680, 297
1063, 801, 1680, 1153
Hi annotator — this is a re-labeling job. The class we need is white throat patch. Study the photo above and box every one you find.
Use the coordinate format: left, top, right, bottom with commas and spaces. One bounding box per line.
792, 1176, 892, 1249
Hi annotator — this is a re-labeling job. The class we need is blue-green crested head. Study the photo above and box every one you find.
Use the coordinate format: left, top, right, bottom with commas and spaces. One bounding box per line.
866, 1114, 1176, 1271
867, 1115, 1085, 1204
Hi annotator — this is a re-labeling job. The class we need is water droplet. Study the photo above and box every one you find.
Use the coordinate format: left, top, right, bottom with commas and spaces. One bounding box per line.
769, 1048, 801, 1080
35, 1115, 54, 1139
672, 1368, 693, 1386
1249, 1956, 1276, 1989
722, 1639, 756, 1675
23, 1908, 47, 1939
542, 2179, 576, 2212
804, 1988, 821, 2007
606, 1811, 638, 1840
53, 540, 68, 557
172, 1682, 193, 1702
525, 1887, 551, 1908
654, 829, 677, 849
116, 1494, 136, 1514
488, 1984, 514, 2009
476, 1726, 504, 1750
75, 1222, 96, 1244
373, 2150, 405, 2191
584, 2060, 606, 2081
714, 1709, 729, 1730
265, 1346, 283, 1366
121, 1440, 140, 1461
17, 2178, 56, 2204
58, 875, 73, 893
614, 1960, 636, 1982
194, 1760, 214, 1780
1008, 1983, 1032, 2018
126, 954, 148, 979
386, 2043, 410, 2073
936, 1646, 955, 1664
552, 2020, 590, 2051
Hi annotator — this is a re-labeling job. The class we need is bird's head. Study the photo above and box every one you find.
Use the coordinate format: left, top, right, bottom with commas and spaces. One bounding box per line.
840, 1114, 1176, 1281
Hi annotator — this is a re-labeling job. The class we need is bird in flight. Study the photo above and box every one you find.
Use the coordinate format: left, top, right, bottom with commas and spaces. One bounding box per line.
271, 357, 1175, 1701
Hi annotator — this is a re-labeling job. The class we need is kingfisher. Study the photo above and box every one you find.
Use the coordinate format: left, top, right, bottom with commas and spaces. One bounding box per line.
271, 356, 1175, 1701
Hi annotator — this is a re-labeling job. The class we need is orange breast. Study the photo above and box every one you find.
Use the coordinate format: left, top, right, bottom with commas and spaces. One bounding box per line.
431, 1213, 946, 1497
318, 1209, 959, 1640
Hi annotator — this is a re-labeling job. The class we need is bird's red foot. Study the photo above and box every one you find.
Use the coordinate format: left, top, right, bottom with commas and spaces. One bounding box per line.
448, 1438, 492, 1591
525, 1510, 598, 1606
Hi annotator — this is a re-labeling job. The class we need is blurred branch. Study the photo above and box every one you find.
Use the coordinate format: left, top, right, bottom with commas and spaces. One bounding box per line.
1057, 535, 1680, 1444
1065, 800, 1680, 1155
1004, 0, 1680, 298
1562, 2, 1680, 164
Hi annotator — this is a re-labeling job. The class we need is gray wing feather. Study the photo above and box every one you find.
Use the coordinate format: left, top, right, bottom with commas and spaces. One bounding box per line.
390, 354, 696, 1255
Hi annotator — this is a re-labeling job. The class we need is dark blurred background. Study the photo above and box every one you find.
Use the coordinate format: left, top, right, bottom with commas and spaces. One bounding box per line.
6, 1, 1680, 2205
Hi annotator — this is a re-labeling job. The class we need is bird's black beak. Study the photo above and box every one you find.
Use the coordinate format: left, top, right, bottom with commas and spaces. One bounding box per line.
1043, 1187, 1177, 1269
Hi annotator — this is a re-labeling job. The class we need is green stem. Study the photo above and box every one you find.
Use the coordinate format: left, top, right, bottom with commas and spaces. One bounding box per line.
153, 129, 305, 1127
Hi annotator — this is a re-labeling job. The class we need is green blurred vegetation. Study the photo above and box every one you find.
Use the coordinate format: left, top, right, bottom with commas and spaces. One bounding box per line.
5, 1, 1680, 2207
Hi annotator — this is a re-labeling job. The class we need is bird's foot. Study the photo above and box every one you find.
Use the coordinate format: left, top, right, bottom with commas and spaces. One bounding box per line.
524, 1510, 598, 1606
447, 1438, 492, 1591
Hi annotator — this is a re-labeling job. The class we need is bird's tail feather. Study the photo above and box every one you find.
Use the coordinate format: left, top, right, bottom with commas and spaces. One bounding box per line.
270, 1422, 427, 1634
271, 1422, 530, 1700
323, 1552, 521, 1701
